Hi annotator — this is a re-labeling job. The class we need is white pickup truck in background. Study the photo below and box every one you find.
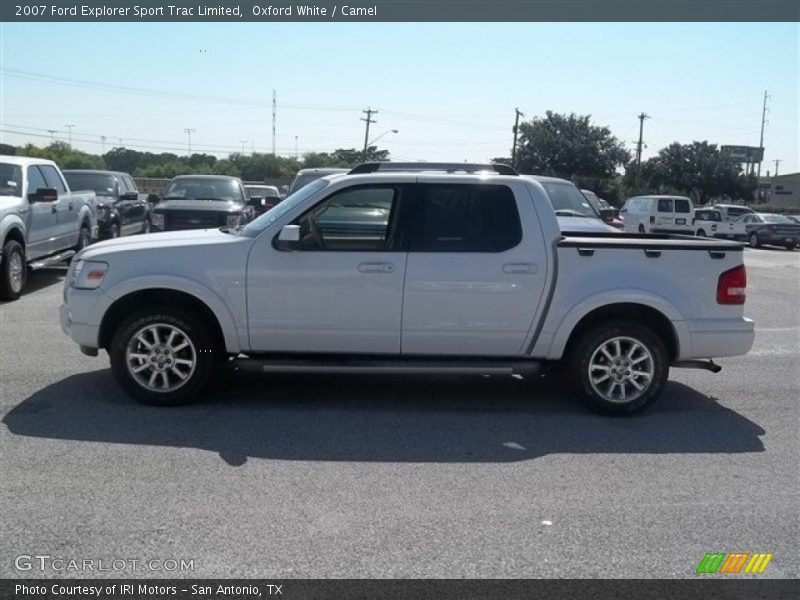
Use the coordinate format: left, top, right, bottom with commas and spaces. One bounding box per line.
60, 163, 754, 414
1, 156, 98, 300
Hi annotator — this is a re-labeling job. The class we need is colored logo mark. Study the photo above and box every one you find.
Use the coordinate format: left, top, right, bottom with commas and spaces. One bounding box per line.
696, 552, 773, 574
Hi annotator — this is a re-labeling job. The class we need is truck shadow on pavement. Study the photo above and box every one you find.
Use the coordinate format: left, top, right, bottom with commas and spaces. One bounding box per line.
4, 369, 765, 466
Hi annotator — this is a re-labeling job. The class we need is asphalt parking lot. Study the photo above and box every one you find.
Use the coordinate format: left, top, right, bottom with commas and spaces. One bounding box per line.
1, 247, 798, 579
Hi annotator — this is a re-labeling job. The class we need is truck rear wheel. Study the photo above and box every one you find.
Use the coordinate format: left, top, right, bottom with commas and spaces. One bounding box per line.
110, 306, 219, 405
0, 240, 26, 301
567, 320, 669, 414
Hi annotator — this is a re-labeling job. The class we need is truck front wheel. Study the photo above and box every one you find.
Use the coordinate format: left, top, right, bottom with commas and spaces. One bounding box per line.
567, 321, 669, 414
110, 307, 219, 405
0, 240, 26, 301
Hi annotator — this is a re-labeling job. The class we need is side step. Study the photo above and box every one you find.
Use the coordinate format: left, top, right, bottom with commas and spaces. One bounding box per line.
29, 250, 75, 270
235, 355, 542, 377
671, 359, 722, 373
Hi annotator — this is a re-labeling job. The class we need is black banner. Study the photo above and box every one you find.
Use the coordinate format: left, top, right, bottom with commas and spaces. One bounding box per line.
2, 0, 799, 22
2, 580, 800, 600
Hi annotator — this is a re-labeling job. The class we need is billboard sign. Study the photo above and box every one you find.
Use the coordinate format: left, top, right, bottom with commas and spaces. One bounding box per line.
722, 145, 764, 163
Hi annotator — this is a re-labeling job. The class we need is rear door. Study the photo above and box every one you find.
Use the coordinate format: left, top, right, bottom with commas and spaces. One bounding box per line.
401, 181, 548, 356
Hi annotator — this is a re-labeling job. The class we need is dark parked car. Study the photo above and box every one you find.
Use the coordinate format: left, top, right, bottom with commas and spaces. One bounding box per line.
63, 170, 151, 239
740, 213, 800, 250
150, 175, 254, 232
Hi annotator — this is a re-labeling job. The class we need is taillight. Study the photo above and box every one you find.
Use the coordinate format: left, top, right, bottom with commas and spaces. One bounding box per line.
717, 264, 746, 304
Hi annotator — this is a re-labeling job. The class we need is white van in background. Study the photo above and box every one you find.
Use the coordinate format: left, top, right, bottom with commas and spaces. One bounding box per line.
621, 195, 695, 234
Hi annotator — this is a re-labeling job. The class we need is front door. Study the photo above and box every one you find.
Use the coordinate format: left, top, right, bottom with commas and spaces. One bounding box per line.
24, 165, 58, 259
38, 164, 75, 249
246, 184, 407, 354
401, 182, 549, 356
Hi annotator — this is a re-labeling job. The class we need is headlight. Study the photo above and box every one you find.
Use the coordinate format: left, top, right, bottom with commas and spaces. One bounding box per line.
151, 213, 165, 228
227, 214, 244, 227
71, 260, 109, 290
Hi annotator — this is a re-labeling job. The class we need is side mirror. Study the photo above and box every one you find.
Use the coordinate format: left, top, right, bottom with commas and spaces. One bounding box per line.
274, 224, 301, 251
28, 187, 58, 203
598, 208, 616, 222
118, 191, 138, 201
146, 193, 160, 204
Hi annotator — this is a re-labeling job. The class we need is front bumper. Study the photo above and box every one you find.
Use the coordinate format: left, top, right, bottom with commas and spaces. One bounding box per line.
686, 317, 755, 358
60, 288, 115, 352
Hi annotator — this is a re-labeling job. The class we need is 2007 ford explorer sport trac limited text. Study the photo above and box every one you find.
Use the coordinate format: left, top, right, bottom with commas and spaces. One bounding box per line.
60, 162, 755, 414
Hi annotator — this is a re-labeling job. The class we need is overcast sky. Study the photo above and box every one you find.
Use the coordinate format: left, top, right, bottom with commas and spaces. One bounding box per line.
1, 22, 798, 173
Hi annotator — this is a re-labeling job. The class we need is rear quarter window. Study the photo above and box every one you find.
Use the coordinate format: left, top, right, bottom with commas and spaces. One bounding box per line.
657, 198, 673, 212
674, 199, 691, 213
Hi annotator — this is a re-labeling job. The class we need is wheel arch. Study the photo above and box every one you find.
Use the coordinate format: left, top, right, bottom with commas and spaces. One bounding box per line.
554, 301, 681, 362
98, 286, 238, 354
3, 225, 26, 250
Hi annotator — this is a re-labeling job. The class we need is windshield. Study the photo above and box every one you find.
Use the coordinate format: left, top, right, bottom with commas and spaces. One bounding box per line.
239, 178, 329, 238
0, 163, 23, 197
164, 178, 243, 202
542, 182, 600, 218
64, 173, 116, 196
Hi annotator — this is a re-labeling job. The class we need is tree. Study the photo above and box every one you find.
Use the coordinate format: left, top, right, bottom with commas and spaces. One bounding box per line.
628, 141, 754, 205
20, 142, 105, 169
515, 111, 631, 193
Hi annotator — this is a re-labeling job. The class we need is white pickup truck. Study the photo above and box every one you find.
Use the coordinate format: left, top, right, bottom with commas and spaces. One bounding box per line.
1, 156, 98, 300
60, 163, 754, 414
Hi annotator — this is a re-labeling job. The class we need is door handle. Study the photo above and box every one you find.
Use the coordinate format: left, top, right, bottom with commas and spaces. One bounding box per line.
358, 262, 395, 274
503, 262, 538, 274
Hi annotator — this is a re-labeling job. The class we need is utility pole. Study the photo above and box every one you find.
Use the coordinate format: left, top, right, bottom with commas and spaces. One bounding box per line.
46, 129, 57, 141
773, 159, 781, 177
294, 136, 299, 158
272, 89, 277, 156
183, 128, 195, 154
361, 108, 377, 161
756, 90, 769, 180
64, 124, 75, 148
100, 135, 107, 153
240, 140, 248, 154
634, 113, 650, 191
511, 108, 524, 169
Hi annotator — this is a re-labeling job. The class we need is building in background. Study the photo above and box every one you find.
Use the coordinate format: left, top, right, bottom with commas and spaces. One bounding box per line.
758, 172, 800, 208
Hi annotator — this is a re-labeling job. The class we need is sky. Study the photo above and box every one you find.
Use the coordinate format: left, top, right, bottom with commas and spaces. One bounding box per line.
1, 22, 798, 173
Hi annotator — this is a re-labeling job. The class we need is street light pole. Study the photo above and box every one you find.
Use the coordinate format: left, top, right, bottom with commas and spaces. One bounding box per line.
64, 124, 75, 148
184, 128, 196, 154
367, 129, 398, 147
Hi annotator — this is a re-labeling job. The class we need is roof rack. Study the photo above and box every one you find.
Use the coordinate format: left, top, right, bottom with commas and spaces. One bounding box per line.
348, 162, 518, 176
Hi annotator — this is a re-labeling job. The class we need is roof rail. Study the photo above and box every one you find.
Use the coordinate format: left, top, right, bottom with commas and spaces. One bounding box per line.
348, 162, 518, 176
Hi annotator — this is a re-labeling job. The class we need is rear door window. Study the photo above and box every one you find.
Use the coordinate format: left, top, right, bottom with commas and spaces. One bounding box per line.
409, 184, 522, 252
657, 198, 673, 213
674, 199, 691, 213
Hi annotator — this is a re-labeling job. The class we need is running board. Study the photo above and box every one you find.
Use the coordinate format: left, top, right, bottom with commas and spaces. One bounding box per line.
235, 356, 542, 377
29, 250, 75, 270
671, 359, 722, 373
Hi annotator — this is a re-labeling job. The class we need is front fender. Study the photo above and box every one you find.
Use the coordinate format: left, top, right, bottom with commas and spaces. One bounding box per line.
104, 275, 243, 353
544, 289, 690, 360
1, 216, 27, 245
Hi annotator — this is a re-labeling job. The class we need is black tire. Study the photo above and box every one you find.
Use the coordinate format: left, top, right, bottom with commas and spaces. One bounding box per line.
566, 320, 669, 415
749, 232, 761, 248
74, 223, 91, 252
696, 229, 706, 237
109, 222, 121, 238
109, 306, 220, 406
0, 240, 26, 301
638, 224, 646, 234
785, 243, 796, 251
142, 218, 151, 234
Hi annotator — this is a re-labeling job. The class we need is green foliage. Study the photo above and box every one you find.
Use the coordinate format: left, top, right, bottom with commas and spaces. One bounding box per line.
516, 111, 631, 187
626, 141, 755, 205
17, 142, 106, 169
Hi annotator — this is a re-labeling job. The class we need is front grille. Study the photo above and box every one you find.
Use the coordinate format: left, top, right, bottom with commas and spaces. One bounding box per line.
165, 211, 225, 230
